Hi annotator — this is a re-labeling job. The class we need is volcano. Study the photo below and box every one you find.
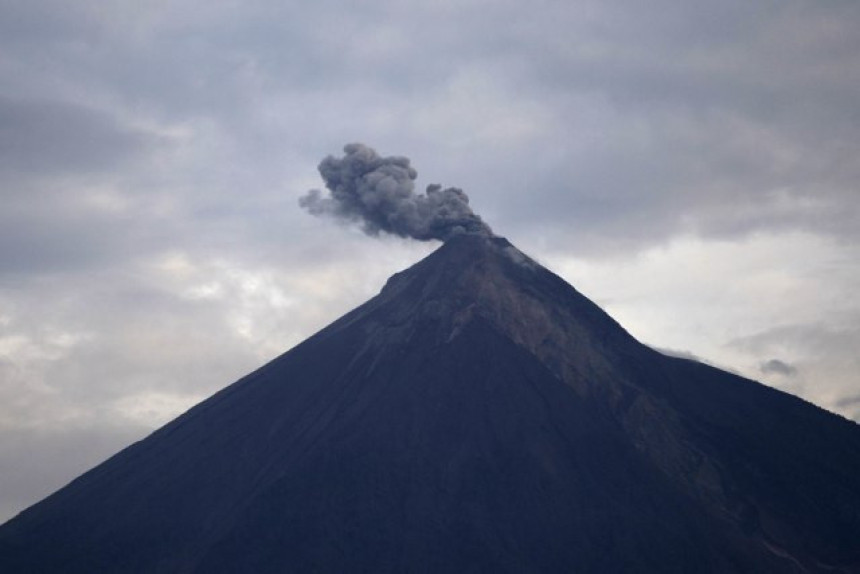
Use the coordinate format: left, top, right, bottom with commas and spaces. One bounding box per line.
1, 234, 859, 573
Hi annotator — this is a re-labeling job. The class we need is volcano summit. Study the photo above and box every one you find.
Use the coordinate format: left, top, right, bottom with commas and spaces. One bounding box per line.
1, 233, 859, 573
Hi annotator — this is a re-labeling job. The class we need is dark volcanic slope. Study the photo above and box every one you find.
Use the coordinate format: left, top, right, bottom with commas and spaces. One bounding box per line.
2, 235, 859, 573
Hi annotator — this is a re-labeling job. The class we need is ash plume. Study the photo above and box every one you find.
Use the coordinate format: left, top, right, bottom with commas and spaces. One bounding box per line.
300, 143, 492, 241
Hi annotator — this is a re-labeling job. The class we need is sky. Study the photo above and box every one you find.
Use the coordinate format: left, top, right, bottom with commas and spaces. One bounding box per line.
1, 0, 859, 523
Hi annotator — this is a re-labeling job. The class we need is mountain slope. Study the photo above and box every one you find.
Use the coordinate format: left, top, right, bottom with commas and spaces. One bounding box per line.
1, 234, 859, 573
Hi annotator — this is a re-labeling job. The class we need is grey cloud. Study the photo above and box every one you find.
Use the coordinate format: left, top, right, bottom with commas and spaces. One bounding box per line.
0, 176, 185, 279
472, 1, 860, 253
835, 395, 860, 409
0, 207, 137, 277
0, 423, 147, 523
760, 358, 798, 377
654, 347, 704, 362
728, 322, 860, 421
728, 323, 860, 357
495, 96, 859, 257
652, 346, 742, 376
300, 143, 492, 242
0, 96, 154, 177
833, 395, 860, 423
521, 1, 860, 119
7, 0, 858, 254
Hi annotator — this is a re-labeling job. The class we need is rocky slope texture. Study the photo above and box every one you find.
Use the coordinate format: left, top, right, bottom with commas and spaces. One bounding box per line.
2, 235, 859, 573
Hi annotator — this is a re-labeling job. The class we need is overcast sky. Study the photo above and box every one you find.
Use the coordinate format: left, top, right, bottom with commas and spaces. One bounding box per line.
2, 0, 859, 523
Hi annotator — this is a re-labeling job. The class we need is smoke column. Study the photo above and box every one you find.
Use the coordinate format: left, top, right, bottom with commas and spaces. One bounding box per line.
300, 143, 492, 241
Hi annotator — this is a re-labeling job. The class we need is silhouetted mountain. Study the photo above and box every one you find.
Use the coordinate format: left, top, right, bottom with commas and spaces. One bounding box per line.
2, 234, 859, 573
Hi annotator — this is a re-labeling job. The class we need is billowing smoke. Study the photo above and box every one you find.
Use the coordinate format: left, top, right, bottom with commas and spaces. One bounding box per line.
300, 143, 492, 241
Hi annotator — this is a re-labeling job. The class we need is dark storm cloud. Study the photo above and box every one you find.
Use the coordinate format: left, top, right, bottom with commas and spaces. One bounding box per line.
300, 143, 492, 242
760, 359, 798, 377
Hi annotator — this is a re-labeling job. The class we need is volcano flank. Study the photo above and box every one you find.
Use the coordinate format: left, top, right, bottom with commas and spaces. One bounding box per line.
1, 234, 859, 573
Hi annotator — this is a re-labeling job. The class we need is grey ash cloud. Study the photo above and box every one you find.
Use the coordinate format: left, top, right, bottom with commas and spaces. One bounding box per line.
300, 143, 492, 242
